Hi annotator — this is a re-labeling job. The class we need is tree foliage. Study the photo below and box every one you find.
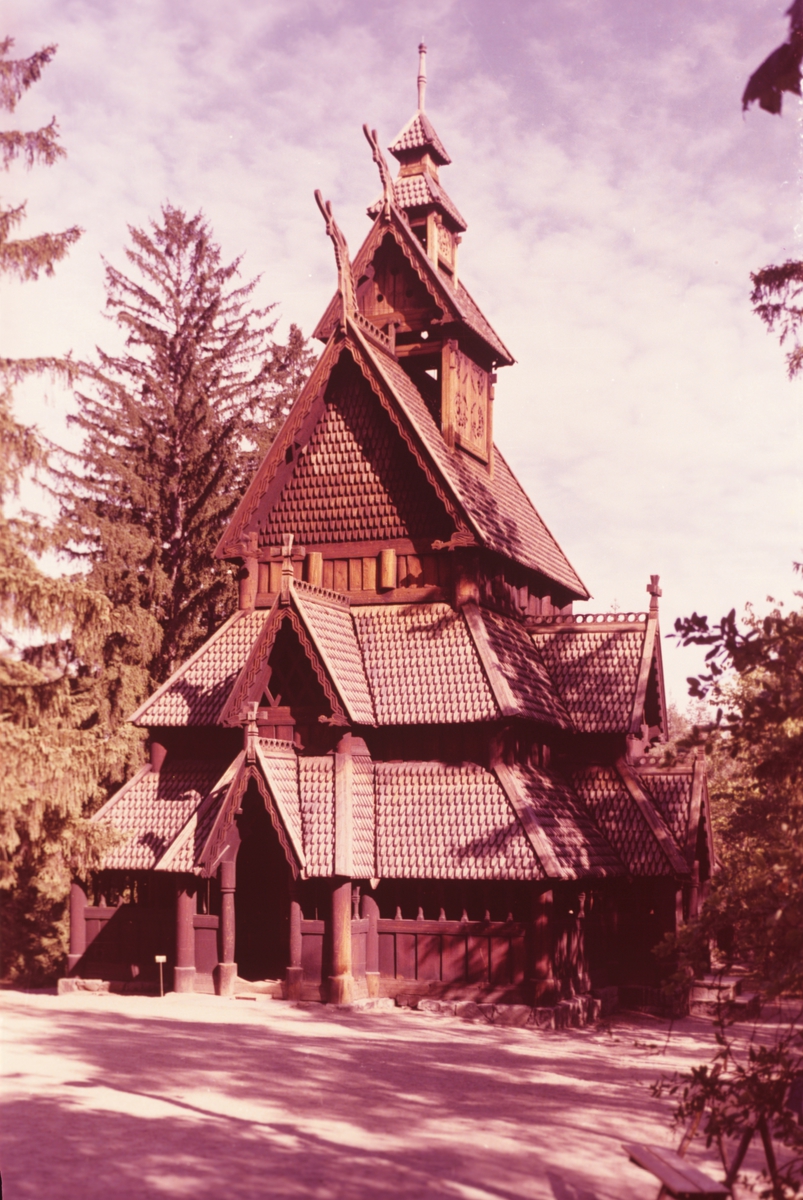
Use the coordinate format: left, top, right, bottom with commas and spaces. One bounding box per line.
0, 39, 127, 983
55, 204, 314, 688
0, 38, 81, 282
655, 591, 803, 1196
743, 1, 803, 116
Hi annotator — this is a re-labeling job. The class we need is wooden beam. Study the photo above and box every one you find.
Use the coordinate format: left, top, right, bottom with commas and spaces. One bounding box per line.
629, 610, 659, 735
492, 760, 566, 879
174, 879, 196, 994
616, 759, 690, 875
461, 601, 518, 717
686, 753, 705, 865
334, 735, 354, 877
328, 879, 354, 1004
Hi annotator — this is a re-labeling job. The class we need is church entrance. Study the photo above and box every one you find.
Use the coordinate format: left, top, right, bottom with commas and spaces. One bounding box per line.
234, 784, 292, 982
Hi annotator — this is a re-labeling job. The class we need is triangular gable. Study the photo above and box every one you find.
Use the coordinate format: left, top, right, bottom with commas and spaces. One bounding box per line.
219, 596, 348, 727
217, 338, 462, 562
218, 320, 586, 597
254, 354, 456, 550
313, 208, 513, 365
197, 749, 302, 880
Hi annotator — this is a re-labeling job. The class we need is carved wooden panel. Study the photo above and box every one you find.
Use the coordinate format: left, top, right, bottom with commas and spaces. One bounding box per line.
442, 341, 490, 463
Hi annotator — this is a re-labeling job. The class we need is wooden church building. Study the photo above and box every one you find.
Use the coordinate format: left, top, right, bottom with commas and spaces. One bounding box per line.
68, 48, 714, 1006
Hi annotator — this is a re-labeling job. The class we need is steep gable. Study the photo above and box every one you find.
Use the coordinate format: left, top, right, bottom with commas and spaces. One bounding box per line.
256, 355, 454, 549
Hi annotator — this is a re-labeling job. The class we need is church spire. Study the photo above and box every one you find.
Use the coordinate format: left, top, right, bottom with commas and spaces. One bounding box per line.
417, 41, 427, 111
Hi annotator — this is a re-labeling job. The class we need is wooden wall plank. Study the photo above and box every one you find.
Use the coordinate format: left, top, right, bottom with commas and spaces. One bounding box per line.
417, 934, 441, 981
362, 556, 377, 591
333, 560, 348, 593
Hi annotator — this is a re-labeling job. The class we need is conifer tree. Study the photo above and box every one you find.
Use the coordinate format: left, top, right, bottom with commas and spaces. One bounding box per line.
0, 39, 125, 983
56, 206, 314, 687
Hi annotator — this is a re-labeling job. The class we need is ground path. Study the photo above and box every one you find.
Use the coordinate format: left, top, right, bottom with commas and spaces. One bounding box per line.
0, 991, 769, 1199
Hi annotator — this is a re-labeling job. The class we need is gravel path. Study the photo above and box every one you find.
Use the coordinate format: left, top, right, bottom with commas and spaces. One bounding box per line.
0, 991, 766, 1199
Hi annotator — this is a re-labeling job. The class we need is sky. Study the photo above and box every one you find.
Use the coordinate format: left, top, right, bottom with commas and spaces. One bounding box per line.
3, 0, 803, 707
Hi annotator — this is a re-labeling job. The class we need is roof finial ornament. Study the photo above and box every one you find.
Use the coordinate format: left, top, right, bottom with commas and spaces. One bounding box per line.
417, 41, 427, 111
647, 574, 662, 612
314, 189, 355, 326
362, 125, 395, 220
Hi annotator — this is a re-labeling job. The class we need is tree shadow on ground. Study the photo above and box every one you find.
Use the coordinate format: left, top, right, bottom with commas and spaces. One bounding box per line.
1, 998, 719, 1200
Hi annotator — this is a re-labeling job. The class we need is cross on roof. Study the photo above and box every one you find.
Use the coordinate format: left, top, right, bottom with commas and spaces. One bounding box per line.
269, 532, 306, 604
647, 575, 662, 611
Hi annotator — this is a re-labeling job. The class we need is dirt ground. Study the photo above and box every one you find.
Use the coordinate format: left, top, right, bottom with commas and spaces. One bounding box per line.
0, 990, 776, 1200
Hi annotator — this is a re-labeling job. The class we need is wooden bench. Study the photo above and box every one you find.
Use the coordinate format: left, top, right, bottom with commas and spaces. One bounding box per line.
622, 1143, 730, 1198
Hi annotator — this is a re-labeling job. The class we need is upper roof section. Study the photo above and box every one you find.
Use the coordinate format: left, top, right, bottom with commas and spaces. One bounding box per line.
390, 109, 451, 167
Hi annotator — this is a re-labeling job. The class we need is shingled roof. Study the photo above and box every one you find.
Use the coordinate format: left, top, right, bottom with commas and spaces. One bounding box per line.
94, 741, 701, 884
389, 110, 451, 164
93, 760, 232, 872
256, 355, 454, 548
529, 612, 653, 733
130, 610, 269, 728
351, 602, 497, 724
569, 765, 677, 876
349, 331, 588, 596
368, 173, 467, 231
375, 761, 544, 880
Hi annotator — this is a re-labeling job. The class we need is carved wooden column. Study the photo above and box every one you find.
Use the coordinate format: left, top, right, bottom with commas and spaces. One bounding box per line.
67, 879, 87, 975
329, 732, 354, 1003
215, 857, 237, 997
286, 896, 304, 1000
239, 556, 258, 609
530, 886, 557, 1004
361, 892, 380, 998
328, 879, 353, 1004
174, 878, 196, 993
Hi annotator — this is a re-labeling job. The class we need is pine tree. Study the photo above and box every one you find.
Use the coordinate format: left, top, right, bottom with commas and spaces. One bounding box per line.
56, 205, 313, 687
0, 40, 128, 984
0, 38, 80, 281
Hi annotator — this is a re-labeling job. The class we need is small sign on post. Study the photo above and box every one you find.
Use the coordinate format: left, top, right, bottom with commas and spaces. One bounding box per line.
154, 954, 167, 997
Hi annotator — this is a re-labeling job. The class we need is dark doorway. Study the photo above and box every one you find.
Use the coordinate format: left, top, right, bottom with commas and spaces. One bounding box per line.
234, 784, 291, 981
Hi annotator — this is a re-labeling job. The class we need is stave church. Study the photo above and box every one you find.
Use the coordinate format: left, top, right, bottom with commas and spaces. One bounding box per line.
67, 47, 714, 1007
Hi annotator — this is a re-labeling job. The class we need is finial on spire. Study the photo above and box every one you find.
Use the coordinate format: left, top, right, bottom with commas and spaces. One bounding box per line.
417, 41, 427, 111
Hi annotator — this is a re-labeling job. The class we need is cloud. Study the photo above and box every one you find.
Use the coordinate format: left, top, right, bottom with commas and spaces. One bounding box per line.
3, 0, 802, 702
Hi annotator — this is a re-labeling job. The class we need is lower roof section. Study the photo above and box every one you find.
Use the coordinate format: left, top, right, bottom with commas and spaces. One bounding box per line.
92, 743, 702, 886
